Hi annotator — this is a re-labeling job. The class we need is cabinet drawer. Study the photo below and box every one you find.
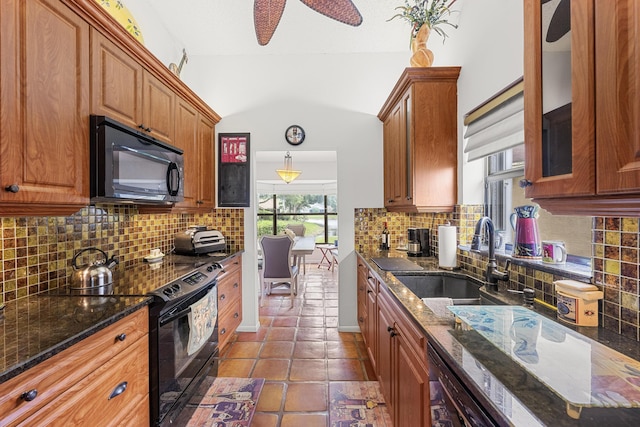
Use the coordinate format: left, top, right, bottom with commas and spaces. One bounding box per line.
218, 300, 242, 348
218, 255, 241, 279
18, 336, 149, 427
218, 274, 241, 313
0, 307, 148, 426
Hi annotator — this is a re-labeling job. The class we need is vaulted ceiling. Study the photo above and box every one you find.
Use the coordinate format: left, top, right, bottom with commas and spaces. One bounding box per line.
136, 0, 417, 56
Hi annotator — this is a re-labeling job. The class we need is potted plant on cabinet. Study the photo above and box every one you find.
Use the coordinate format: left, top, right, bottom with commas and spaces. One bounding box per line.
389, 0, 459, 67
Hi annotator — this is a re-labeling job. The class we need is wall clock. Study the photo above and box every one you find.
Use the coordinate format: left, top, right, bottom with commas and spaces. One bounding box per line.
285, 125, 305, 146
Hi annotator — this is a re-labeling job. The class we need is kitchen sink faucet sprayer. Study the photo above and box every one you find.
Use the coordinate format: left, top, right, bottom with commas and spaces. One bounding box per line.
471, 217, 511, 289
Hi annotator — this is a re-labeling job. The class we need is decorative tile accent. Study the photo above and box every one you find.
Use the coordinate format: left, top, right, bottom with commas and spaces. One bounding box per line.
0, 206, 244, 304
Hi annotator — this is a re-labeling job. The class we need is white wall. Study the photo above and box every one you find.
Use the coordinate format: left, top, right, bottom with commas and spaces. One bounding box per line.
117, 0, 526, 331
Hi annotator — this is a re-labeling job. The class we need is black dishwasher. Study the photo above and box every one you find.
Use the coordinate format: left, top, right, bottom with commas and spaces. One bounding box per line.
428, 342, 498, 426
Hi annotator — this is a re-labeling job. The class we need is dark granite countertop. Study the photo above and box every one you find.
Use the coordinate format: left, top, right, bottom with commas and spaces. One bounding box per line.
358, 250, 640, 426
0, 294, 150, 383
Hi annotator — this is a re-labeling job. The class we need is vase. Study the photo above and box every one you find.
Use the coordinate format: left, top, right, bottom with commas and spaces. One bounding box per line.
410, 25, 434, 67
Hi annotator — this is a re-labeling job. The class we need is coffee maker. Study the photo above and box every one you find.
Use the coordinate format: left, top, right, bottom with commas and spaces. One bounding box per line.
407, 228, 431, 257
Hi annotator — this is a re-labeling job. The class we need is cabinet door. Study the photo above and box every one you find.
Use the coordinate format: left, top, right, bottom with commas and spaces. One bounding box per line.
0, 0, 89, 211
197, 114, 215, 209
90, 29, 143, 129
365, 279, 377, 371
376, 290, 394, 419
595, 0, 640, 194
523, 0, 595, 198
173, 98, 198, 208
142, 71, 175, 144
383, 101, 408, 208
396, 331, 430, 427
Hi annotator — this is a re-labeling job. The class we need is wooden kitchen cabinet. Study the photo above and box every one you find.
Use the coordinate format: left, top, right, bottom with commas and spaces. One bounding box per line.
0, 307, 149, 426
172, 98, 215, 211
524, 0, 640, 215
357, 255, 378, 371
91, 29, 174, 144
378, 67, 460, 213
0, 0, 90, 215
217, 254, 243, 350
377, 286, 431, 427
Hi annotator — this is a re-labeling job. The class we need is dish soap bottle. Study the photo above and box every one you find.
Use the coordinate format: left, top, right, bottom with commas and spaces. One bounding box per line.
381, 222, 390, 250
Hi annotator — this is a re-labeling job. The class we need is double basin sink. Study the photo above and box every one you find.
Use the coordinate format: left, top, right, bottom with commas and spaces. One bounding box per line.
392, 272, 497, 306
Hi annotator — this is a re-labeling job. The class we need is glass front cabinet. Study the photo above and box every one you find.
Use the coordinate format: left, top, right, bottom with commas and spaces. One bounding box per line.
523, 0, 640, 215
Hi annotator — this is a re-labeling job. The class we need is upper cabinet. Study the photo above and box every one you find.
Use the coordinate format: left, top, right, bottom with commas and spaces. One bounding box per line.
378, 67, 460, 213
91, 30, 175, 145
0, 0, 220, 216
524, 0, 640, 215
0, 0, 90, 215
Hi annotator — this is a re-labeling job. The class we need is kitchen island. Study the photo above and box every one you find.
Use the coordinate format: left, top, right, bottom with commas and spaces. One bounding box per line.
357, 249, 640, 426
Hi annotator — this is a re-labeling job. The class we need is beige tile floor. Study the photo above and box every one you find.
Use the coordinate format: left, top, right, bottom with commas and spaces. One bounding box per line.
217, 265, 375, 427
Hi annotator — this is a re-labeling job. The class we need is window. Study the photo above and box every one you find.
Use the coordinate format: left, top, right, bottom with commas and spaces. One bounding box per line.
257, 194, 338, 244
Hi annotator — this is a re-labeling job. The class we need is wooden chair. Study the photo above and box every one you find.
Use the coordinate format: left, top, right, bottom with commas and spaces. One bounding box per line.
259, 235, 299, 298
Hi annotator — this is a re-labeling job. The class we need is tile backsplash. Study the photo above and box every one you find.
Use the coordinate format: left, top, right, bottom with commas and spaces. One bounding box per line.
0, 205, 244, 303
355, 206, 640, 342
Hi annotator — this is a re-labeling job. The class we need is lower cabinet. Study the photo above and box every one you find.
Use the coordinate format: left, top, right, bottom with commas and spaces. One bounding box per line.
217, 254, 243, 350
377, 287, 431, 427
0, 307, 149, 426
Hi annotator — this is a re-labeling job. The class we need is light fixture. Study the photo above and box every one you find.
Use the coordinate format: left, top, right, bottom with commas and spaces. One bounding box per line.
276, 151, 302, 184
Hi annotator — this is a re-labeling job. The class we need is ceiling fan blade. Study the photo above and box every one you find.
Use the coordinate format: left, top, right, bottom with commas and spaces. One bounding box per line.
546, 0, 570, 43
254, 0, 287, 45
299, 0, 363, 26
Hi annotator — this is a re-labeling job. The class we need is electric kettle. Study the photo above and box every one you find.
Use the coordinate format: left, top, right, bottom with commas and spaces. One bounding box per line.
510, 205, 542, 259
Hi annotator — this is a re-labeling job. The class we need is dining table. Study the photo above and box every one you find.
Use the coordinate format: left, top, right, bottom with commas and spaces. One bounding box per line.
292, 236, 316, 274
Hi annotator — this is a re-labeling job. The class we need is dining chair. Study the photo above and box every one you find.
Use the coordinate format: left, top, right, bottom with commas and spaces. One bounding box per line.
285, 223, 305, 236
259, 235, 299, 298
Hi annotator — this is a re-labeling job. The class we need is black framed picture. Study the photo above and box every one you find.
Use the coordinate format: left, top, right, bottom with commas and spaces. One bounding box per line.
218, 133, 250, 207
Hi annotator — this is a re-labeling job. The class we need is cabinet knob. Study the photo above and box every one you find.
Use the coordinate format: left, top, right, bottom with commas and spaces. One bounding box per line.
5, 184, 19, 193
21, 389, 38, 402
367, 289, 373, 294
233, 312, 239, 319
387, 326, 397, 337
220, 294, 226, 301
220, 328, 226, 335
196, 200, 203, 204
387, 199, 394, 203
108, 382, 128, 400
519, 179, 533, 188
138, 124, 151, 132
233, 282, 239, 288
116, 333, 126, 342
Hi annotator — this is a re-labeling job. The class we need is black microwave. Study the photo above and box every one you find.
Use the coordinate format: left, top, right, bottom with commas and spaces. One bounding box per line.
90, 115, 184, 205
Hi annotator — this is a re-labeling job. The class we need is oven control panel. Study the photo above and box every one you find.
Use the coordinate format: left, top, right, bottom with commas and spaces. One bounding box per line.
151, 262, 222, 302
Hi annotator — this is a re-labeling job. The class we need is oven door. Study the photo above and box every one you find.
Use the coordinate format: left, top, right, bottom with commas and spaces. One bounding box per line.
155, 283, 218, 426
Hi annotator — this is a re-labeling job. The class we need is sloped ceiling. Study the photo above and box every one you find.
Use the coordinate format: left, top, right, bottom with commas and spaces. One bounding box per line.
135, 0, 418, 56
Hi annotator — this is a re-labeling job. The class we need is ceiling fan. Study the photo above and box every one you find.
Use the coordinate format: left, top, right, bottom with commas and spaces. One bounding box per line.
542, 0, 570, 43
254, 0, 363, 46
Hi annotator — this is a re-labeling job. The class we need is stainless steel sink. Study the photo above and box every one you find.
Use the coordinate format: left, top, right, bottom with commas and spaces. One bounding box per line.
392, 273, 484, 305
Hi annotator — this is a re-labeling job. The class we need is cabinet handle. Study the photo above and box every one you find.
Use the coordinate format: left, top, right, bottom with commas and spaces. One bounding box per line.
196, 200, 203, 204
108, 382, 128, 400
233, 282, 239, 288
519, 179, 533, 188
234, 312, 239, 319
137, 124, 151, 132
5, 184, 19, 193
220, 328, 226, 335
359, 316, 364, 323
367, 289, 373, 294
116, 333, 126, 342
387, 326, 397, 337
21, 389, 38, 402
387, 199, 394, 203
220, 294, 226, 301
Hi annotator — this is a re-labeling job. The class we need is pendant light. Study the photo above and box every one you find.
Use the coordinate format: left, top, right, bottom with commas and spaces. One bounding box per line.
276, 151, 302, 184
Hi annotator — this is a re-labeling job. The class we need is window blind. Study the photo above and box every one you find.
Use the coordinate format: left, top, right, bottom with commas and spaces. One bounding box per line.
463, 78, 524, 162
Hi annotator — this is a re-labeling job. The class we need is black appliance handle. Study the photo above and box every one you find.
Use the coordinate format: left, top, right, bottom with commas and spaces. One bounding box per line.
159, 305, 191, 326
166, 162, 181, 196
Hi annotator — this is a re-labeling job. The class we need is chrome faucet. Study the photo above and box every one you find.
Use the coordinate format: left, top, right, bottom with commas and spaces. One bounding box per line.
471, 217, 510, 289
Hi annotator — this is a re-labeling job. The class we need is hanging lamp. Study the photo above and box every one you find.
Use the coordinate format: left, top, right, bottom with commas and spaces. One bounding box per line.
276, 151, 302, 184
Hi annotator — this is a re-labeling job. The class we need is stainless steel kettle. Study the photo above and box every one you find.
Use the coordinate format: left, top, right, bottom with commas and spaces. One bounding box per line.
71, 247, 118, 290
